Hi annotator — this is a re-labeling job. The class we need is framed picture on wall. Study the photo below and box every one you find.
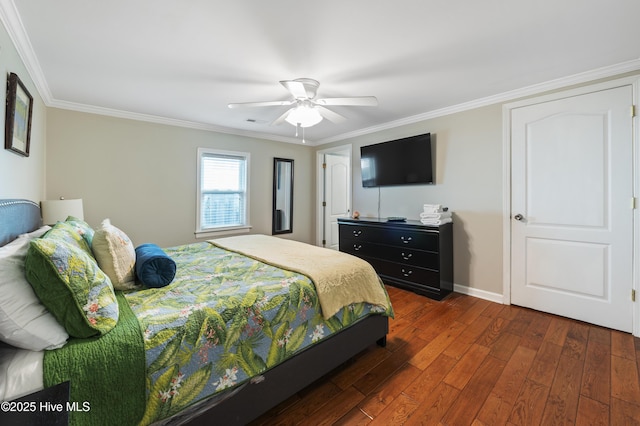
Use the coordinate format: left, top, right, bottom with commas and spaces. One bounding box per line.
5, 72, 33, 157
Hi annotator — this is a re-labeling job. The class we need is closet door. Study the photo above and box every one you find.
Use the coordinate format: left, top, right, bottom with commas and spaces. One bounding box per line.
510, 84, 634, 332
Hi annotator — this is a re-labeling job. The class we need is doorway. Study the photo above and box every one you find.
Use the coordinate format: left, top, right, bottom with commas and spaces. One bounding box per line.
316, 145, 352, 249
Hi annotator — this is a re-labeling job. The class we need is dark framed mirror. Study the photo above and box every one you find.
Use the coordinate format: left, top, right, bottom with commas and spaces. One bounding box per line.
273, 158, 294, 234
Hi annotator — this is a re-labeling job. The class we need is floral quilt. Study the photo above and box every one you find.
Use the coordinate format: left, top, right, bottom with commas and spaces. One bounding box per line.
124, 242, 391, 425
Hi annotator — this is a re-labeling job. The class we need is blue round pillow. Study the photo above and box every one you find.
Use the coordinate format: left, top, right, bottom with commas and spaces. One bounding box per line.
134, 243, 176, 288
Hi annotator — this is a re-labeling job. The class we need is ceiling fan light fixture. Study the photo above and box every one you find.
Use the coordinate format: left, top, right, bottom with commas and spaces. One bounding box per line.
285, 104, 323, 128
229, 78, 376, 131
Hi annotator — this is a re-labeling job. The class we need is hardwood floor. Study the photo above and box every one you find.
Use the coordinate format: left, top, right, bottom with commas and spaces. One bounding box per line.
252, 286, 640, 425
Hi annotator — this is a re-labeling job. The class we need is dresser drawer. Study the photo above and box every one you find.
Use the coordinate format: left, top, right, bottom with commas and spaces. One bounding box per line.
372, 258, 440, 290
340, 239, 439, 270
340, 225, 438, 251
386, 246, 439, 270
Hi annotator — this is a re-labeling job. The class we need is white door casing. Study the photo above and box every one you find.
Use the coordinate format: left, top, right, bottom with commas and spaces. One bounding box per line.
508, 83, 635, 333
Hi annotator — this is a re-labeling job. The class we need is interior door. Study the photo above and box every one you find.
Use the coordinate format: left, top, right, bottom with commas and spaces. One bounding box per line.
324, 152, 351, 250
510, 85, 634, 332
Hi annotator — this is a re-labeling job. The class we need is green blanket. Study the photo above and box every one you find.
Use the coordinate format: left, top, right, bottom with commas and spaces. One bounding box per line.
43, 293, 146, 426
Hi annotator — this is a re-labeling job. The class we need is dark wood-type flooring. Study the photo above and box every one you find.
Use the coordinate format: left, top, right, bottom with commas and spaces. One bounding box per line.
252, 286, 640, 425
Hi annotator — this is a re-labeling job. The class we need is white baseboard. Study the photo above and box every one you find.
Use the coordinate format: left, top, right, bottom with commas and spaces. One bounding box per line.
453, 283, 504, 304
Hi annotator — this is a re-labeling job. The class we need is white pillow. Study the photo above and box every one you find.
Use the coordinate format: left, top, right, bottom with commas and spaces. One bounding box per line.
92, 219, 137, 290
0, 226, 70, 351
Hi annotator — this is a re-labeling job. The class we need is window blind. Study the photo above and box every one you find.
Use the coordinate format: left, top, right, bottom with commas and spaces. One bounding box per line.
200, 152, 247, 230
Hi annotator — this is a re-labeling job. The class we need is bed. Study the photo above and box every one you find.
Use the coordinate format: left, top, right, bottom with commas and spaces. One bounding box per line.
0, 199, 392, 425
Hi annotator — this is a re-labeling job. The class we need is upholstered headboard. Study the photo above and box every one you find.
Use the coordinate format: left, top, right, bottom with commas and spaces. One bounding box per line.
0, 199, 42, 246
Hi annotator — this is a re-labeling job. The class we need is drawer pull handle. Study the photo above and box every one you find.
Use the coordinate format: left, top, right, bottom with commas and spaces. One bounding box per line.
401, 269, 413, 277
400, 236, 412, 244
353, 230, 362, 237
401, 253, 412, 260
353, 244, 362, 251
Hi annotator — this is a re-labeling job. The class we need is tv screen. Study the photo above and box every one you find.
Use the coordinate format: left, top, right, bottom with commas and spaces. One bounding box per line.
360, 133, 433, 187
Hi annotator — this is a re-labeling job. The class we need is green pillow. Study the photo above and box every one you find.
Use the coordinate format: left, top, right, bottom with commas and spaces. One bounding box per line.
45, 221, 93, 257
25, 238, 119, 338
65, 216, 94, 247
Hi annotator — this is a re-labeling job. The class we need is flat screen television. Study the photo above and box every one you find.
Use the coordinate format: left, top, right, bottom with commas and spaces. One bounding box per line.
360, 133, 433, 187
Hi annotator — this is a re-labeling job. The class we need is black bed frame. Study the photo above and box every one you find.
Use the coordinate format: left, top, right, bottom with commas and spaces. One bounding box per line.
0, 199, 389, 425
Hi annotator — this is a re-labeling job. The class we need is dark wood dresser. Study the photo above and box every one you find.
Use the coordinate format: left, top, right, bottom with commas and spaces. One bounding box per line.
338, 217, 453, 300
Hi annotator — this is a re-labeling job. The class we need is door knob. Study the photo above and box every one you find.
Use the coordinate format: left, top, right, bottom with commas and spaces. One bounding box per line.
514, 214, 525, 221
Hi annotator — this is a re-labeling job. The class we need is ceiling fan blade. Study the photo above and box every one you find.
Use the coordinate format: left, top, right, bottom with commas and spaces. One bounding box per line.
314, 96, 378, 107
280, 80, 309, 99
316, 106, 346, 124
228, 100, 293, 108
271, 108, 292, 126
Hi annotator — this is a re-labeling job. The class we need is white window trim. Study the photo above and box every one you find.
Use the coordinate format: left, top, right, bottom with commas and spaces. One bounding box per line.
195, 147, 251, 238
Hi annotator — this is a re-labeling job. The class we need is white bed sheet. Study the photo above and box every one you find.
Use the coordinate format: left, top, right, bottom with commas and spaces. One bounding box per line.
0, 345, 43, 401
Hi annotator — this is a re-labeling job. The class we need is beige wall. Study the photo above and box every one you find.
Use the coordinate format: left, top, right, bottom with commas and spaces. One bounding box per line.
319, 104, 504, 296
46, 103, 506, 297
45, 109, 315, 247
0, 22, 46, 201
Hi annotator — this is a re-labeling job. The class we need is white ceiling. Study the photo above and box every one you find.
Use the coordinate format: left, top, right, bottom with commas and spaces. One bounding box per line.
2, 0, 640, 145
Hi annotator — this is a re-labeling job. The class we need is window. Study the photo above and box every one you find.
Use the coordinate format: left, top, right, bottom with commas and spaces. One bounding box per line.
196, 148, 250, 237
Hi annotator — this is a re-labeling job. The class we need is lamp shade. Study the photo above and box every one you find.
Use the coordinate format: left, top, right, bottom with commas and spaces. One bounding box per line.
41, 199, 84, 225
285, 105, 323, 128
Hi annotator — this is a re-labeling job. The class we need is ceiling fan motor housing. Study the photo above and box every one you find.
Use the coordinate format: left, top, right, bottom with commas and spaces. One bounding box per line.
291, 78, 320, 99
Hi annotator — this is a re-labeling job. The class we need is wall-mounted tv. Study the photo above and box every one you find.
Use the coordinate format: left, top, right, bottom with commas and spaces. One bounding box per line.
360, 133, 433, 187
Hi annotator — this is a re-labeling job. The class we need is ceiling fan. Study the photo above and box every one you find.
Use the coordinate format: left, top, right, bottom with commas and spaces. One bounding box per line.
228, 78, 377, 129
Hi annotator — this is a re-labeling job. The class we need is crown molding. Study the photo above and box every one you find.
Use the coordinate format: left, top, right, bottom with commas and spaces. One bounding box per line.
2, 0, 638, 147
317, 58, 640, 145
52, 57, 639, 148
0, 0, 310, 145
0, 0, 52, 102
48, 99, 307, 145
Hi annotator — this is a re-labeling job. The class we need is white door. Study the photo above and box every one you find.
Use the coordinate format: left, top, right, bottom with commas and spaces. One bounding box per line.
510, 85, 634, 332
324, 153, 351, 250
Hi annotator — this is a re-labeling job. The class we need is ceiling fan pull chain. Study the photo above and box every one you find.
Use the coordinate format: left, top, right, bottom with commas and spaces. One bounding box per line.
302, 126, 306, 143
